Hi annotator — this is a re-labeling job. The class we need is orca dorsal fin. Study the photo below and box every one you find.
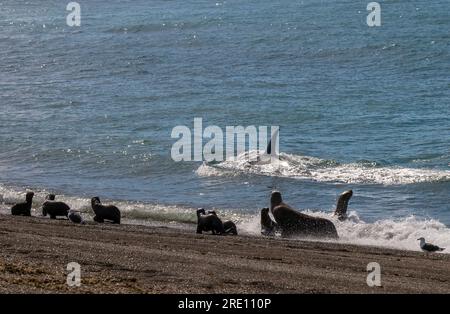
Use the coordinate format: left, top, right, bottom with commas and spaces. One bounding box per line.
265, 128, 279, 155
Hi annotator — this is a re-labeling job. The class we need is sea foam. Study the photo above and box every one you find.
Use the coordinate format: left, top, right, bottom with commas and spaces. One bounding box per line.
196, 151, 450, 185
238, 210, 450, 253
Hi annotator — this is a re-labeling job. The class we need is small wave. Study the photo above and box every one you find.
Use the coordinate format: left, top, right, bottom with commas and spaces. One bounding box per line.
106, 23, 168, 34
196, 151, 450, 185
104, 20, 208, 34
336, 214, 450, 252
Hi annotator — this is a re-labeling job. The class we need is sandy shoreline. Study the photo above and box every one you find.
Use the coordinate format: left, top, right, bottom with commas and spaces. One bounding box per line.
0, 213, 449, 293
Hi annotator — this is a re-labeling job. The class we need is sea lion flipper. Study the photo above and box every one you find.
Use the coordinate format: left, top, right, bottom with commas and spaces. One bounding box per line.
260, 207, 277, 236
334, 190, 353, 221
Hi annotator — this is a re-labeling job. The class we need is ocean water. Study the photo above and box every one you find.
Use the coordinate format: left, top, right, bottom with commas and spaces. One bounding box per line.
0, 0, 449, 252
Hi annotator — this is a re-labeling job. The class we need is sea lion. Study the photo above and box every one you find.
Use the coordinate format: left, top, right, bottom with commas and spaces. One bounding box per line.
260, 207, 277, 236
208, 210, 238, 235
11, 192, 34, 216
196, 208, 225, 235
91, 197, 121, 224
68, 211, 85, 224
207, 210, 238, 235
196, 209, 237, 235
266, 191, 338, 238
333, 190, 353, 221
223, 220, 238, 235
42, 194, 70, 219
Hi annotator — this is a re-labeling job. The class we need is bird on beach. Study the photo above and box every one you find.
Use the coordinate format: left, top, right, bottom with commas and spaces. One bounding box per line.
417, 237, 445, 253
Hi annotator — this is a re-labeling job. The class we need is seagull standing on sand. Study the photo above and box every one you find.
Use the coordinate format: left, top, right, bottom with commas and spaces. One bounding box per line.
417, 237, 445, 253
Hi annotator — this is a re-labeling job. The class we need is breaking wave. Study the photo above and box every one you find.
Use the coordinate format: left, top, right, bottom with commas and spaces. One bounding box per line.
196, 151, 450, 185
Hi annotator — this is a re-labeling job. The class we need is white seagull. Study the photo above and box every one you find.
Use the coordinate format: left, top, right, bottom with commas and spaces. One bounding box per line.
417, 237, 445, 253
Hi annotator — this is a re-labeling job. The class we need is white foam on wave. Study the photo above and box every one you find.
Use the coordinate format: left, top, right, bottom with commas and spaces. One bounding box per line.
336, 214, 450, 252
0, 185, 196, 223
237, 210, 450, 253
196, 151, 450, 185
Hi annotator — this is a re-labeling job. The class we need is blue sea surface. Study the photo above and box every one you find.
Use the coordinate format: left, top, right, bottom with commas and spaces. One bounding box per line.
0, 0, 449, 232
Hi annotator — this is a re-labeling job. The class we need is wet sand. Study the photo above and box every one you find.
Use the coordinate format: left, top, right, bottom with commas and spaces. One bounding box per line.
0, 213, 449, 293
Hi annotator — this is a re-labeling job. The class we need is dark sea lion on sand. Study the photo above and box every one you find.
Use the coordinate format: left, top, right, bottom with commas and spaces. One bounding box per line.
196, 208, 224, 235
223, 220, 238, 235
265, 191, 338, 238
207, 210, 238, 235
11, 192, 34, 216
91, 197, 121, 224
196, 209, 237, 235
68, 211, 85, 224
333, 190, 353, 221
42, 194, 70, 219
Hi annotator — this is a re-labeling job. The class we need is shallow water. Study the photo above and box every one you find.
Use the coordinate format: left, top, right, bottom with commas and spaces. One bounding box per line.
0, 0, 449, 252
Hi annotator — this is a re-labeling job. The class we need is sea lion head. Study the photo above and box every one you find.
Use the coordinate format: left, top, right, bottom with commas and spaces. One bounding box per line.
270, 191, 283, 208
342, 190, 353, 199
46, 194, 56, 201
196, 208, 206, 218
91, 197, 101, 206
26, 192, 34, 202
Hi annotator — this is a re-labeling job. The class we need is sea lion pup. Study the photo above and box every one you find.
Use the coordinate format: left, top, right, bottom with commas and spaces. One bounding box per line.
196, 208, 237, 235
206, 210, 238, 235
68, 211, 85, 224
197, 208, 238, 235
91, 197, 121, 224
268, 191, 338, 238
196, 208, 225, 235
333, 190, 353, 221
260, 207, 277, 236
42, 194, 70, 219
223, 220, 238, 235
11, 192, 34, 216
